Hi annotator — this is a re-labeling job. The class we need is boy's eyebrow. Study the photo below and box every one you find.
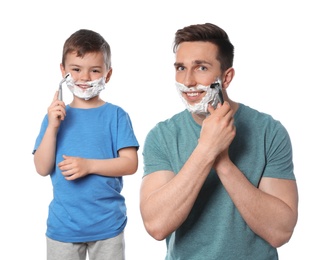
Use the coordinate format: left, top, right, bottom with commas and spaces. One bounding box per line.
67, 64, 103, 69
67, 63, 82, 67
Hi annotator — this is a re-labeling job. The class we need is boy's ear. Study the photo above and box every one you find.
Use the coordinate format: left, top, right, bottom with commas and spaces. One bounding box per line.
60, 63, 66, 77
105, 68, 113, 83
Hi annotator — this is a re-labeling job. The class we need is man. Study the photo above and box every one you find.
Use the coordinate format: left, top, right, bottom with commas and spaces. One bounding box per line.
140, 23, 298, 259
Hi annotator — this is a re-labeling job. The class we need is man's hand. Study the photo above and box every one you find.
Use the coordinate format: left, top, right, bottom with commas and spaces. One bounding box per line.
199, 101, 236, 161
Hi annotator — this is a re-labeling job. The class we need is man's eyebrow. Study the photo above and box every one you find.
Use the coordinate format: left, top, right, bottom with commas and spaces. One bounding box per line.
173, 60, 212, 67
193, 60, 212, 65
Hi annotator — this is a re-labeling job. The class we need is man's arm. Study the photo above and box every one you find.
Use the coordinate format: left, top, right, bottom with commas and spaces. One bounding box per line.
215, 158, 298, 248
140, 102, 236, 240
140, 144, 214, 241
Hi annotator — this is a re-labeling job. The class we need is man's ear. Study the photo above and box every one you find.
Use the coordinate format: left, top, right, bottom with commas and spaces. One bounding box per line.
222, 67, 235, 89
105, 68, 113, 83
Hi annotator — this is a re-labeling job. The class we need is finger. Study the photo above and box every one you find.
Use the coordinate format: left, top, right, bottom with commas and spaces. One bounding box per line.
62, 155, 72, 161
51, 106, 65, 119
65, 174, 76, 181
58, 156, 70, 167
61, 169, 70, 176
53, 91, 59, 101
207, 103, 217, 114
59, 105, 66, 118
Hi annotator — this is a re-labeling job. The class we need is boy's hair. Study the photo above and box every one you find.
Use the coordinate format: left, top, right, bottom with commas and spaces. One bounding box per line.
62, 29, 111, 69
173, 23, 234, 73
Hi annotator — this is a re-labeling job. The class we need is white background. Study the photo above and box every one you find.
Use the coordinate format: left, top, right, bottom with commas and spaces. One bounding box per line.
1, 0, 331, 259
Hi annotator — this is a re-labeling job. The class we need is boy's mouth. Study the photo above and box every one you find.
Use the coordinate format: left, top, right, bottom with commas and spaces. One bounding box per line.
76, 84, 91, 90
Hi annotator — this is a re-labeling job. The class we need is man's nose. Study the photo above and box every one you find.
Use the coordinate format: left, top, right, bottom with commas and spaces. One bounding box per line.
183, 71, 197, 87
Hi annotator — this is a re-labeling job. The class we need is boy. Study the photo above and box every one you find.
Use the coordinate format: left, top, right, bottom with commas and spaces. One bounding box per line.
33, 29, 139, 260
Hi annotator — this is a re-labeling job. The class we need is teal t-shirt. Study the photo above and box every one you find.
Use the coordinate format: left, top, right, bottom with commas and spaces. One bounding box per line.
143, 103, 294, 260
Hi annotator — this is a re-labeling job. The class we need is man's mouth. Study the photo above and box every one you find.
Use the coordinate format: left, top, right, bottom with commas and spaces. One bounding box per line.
186, 92, 199, 97
183, 91, 205, 101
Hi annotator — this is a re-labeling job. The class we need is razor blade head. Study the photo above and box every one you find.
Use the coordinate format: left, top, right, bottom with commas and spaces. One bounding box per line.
210, 82, 220, 88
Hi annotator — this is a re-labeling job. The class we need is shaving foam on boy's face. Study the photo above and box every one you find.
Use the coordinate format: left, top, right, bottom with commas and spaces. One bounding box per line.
175, 81, 220, 116
65, 73, 106, 100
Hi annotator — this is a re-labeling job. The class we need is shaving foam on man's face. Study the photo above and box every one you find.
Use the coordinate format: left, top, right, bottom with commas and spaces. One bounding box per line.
175, 81, 220, 116
65, 73, 106, 100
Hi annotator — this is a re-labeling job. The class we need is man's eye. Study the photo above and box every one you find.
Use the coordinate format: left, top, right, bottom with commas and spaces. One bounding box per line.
176, 66, 185, 71
198, 66, 207, 71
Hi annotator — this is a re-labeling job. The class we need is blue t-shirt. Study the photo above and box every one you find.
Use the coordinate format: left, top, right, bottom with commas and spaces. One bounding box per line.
34, 102, 139, 243
143, 103, 294, 260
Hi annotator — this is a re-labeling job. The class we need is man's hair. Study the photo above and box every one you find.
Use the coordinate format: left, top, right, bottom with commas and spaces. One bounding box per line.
62, 29, 111, 69
173, 23, 234, 73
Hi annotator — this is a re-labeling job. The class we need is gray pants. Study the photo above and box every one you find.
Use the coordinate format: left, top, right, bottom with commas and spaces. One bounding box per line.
47, 232, 125, 260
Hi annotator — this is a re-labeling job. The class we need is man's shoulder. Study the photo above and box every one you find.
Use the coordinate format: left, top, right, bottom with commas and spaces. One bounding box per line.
147, 110, 189, 138
237, 103, 277, 123
156, 110, 188, 126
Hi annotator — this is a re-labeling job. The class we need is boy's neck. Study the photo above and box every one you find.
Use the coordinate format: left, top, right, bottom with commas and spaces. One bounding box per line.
69, 96, 105, 109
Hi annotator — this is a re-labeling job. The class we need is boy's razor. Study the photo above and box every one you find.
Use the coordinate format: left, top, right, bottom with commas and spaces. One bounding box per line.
58, 73, 70, 101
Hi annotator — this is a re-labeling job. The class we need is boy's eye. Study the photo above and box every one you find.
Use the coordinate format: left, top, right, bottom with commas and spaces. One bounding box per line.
72, 68, 80, 72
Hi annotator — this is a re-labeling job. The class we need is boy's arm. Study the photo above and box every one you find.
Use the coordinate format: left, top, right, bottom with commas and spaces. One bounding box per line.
58, 147, 138, 180
34, 91, 65, 176
34, 126, 58, 176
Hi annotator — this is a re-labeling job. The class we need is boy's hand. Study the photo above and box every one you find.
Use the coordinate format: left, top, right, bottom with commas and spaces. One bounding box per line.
47, 91, 66, 128
58, 155, 90, 180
